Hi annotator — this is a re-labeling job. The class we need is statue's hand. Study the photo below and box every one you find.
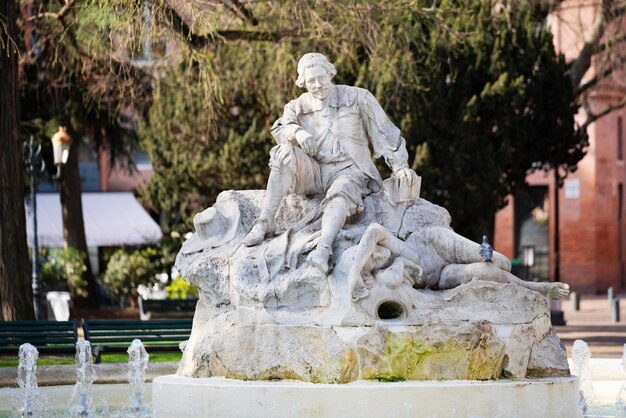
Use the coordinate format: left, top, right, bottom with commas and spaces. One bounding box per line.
295, 130, 317, 156
394, 167, 418, 186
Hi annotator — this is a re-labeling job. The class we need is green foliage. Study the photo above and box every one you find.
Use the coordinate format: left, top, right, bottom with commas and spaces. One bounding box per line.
403, 1, 585, 239
166, 276, 197, 299
138, 62, 273, 232
40, 248, 88, 296
101, 247, 160, 300
20, 0, 589, 246
0, 351, 182, 367
132, 0, 585, 240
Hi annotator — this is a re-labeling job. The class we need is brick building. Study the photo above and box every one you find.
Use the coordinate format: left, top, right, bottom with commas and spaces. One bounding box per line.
494, 1, 626, 294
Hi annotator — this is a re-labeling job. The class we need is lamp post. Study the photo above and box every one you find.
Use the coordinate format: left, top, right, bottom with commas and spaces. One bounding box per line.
522, 245, 535, 281
24, 128, 72, 320
552, 168, 566, 326
51, 126, 72, 177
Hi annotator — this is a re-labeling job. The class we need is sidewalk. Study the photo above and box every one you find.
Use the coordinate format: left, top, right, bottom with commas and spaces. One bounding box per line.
555, 294, 626, 359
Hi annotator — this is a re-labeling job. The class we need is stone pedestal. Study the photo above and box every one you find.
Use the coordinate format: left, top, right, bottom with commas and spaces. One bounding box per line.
152, 375, 579, 418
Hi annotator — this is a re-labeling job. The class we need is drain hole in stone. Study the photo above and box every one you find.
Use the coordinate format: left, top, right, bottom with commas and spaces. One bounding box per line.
377, 300, 405, 320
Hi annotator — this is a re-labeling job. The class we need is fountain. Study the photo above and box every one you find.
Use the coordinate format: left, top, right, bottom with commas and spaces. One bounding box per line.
152, 52, 579, 417
572, 339, 596, 415
125, 339, 150, 416
617, 344, 626, 418
68, 340, 96, 417
14, 343, 41, 417
4, 336, 626, 417
9, 337, 626, 417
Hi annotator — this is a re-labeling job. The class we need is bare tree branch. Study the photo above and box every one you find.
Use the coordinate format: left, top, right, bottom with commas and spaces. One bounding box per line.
215, 29, 304, 41
27, 0, 76, 22
576, 53, 626, 95
582, 93, 626, 129
567, 0, 610, 89
164, 3, 304, 47
224, 0, 259, 26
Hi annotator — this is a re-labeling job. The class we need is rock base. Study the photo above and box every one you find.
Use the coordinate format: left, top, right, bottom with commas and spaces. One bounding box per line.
177, 281, 569, 382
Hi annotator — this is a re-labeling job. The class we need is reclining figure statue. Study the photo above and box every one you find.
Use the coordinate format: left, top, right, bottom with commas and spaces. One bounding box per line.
348, 223, 570, 303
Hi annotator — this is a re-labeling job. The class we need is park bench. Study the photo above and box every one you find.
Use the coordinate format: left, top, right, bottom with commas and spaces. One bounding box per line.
0, 320, 78, 354
82, 319, 193, 363
138, 297, 198, 320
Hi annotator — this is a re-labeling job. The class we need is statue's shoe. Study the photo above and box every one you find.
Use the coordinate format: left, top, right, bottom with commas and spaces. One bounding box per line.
242, 218, 274, 246
307, 245, 331, 273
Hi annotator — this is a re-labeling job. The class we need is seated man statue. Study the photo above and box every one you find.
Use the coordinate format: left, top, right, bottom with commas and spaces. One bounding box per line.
243, 52, 418, 273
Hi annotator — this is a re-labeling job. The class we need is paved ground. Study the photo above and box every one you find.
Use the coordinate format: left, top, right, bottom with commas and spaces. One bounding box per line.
555, 293, 626, 358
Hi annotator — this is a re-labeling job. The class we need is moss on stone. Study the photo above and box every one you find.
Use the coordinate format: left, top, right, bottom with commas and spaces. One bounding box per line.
358, 331, 504, 382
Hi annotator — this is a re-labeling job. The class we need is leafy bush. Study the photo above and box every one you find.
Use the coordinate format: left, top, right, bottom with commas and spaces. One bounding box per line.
101, 247, 160, 303
40, 248, 88, 296
166, 276, 197, 300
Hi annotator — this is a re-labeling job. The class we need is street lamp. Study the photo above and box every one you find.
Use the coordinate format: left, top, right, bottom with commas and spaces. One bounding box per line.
50, 126, 72, 177
24, 128, 72, 320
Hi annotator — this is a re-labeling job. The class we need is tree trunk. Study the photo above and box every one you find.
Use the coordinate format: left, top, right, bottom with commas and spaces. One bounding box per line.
59, 138, 98, 305
0, 1, 34, 320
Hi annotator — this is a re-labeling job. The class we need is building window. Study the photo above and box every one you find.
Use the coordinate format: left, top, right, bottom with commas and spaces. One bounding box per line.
619, 116, 623, 161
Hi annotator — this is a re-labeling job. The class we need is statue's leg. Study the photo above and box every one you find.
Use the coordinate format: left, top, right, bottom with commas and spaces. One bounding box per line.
307, 196, 350, 273
438, 263, 507, 289
348, 223, 391, 301
428, 227, 511, 271
438, 262, 570, 299
373, 257, 406, 289
308, 166, 371, 272
244, 144, 318, 246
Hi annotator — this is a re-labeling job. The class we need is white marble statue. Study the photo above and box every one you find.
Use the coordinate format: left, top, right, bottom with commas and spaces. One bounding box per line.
242, 52, 418, 273
348, 223, 570, 302
174, 52, 573, 383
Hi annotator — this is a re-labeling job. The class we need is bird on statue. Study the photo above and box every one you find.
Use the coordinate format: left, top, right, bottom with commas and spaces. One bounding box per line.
479, 235, 493, 263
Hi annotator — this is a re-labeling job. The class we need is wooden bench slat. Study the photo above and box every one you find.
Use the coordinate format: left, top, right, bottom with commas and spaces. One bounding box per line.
141, 300, 197, 305
82, 318, 191, 363
0, 320, 77, 355
85, 319, 192, 325
0, 320, 75, 325
87, 330, 190, 337
88, 337, 188, 343
87, 325, 191, 331
95, 344, 180, 353
0, 346, 76, 353
0, 339, 76, 346
0, 325, 77, 332
88, 337, 188, 342
0, 330, 74, 338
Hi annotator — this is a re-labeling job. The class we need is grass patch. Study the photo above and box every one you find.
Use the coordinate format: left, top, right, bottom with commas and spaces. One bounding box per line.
0, 351, 182, 368
100, 351, 182, 363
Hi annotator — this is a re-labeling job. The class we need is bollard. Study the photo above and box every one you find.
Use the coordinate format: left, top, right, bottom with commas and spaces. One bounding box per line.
612, 298, 620, 323
608, 286, 615, 302
569, 291, 579, 311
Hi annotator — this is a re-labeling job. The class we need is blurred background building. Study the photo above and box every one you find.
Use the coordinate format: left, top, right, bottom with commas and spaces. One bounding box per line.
494, 0, 626, 294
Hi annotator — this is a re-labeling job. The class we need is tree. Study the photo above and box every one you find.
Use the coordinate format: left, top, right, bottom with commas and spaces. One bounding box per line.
404, 2, 585, 240
0, 0, 33, 320
549, 0, 626, 125
126, 0, 588, 241
18, 0, 626, 255
17, 0, 149, 305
